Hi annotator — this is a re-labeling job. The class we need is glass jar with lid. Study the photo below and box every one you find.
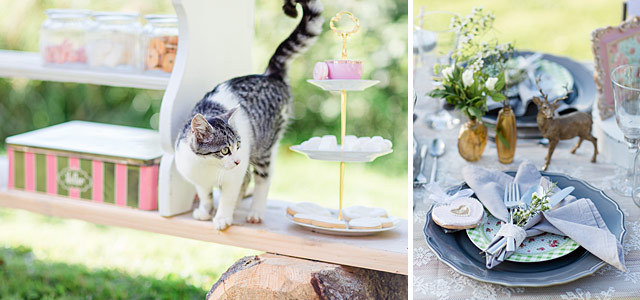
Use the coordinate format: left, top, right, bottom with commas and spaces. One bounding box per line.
40, 9, 93, 67
142, 15, 178, 74
86, 12, 142, 72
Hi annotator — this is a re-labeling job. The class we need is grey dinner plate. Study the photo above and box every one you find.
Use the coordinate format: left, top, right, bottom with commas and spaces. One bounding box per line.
482, 51, 596, 139
423, 171, 626, 287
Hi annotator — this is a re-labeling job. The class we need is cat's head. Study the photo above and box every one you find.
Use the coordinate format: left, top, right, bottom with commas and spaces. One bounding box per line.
189, 106, 242, 170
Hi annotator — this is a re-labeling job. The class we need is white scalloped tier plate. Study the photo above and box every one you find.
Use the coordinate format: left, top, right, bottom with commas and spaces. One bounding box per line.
289, 145, 392, 162
286, 214, 400, 236
307, 79, 379, 91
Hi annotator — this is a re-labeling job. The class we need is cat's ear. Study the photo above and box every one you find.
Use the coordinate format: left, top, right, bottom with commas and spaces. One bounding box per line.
220, 105, 240, 125
191, 113, 213, 142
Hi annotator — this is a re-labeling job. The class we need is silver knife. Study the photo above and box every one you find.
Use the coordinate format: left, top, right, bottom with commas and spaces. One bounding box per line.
547, 186, 574, 208
519, 185, 538, 208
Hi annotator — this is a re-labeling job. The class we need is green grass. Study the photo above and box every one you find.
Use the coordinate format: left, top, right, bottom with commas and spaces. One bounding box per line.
0, 246, 205, 300
414, 0, 622, 60
0, 209, 258, 298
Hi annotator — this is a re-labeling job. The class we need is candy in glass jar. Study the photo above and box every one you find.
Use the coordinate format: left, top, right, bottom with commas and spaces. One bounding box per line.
143, 15, 178, 74
40, 9, 92, 67
86, 12, 142, 72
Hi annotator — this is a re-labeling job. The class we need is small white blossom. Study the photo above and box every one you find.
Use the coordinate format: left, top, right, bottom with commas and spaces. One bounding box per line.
462, 69, 474, 87
459, 34, 471, 45
468, 58, 484, 73
485, 77, 498, 91
442, 65, 454, 80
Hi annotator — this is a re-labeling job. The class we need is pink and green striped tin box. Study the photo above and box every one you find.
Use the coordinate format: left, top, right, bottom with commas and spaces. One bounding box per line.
6, 121, 162, 210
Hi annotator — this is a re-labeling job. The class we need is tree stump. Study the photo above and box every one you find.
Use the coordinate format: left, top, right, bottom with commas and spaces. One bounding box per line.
207, 253, 407, 300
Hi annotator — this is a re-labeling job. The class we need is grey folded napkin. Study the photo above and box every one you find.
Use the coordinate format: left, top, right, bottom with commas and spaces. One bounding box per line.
462, 161, 626, 271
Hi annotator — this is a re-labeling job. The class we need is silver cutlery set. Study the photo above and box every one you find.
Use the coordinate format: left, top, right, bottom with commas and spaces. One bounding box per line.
485, 183, 575, 257
413, 138, 445, 186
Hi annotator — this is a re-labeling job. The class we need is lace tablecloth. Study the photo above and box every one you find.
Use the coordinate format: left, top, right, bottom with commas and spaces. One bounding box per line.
413, 107, 640, 299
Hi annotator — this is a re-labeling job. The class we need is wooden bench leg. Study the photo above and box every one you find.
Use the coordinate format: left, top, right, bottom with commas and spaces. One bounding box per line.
207, 253, 408, 300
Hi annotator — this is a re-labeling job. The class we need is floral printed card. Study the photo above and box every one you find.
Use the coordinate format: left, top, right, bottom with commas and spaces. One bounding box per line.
592, 17, 640, 119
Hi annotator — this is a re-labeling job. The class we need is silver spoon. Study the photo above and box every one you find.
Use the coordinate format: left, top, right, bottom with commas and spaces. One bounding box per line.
414, 144, 428, 185
429, 138, 445, 183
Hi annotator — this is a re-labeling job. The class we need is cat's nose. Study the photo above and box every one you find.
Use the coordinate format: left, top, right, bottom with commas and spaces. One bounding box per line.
234, 160, 241, 165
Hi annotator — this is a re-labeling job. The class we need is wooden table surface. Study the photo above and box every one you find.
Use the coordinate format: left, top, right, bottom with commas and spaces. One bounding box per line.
0, 156, 407, 275
412, 91, 640, 298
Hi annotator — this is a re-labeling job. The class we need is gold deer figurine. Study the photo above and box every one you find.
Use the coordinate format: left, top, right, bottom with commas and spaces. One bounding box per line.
532, 81, 598, 171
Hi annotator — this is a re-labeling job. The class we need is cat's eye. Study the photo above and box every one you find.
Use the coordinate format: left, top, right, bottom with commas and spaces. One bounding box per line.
221, 147, 230, 155
237, 141, 241, 149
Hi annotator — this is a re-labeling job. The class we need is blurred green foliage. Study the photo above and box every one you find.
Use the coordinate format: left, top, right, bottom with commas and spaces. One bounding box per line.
0, 0, 408, 174
414, 0, 620, 60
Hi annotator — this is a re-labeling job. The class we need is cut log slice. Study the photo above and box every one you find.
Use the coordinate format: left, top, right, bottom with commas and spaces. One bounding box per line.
207, 253, 408, 300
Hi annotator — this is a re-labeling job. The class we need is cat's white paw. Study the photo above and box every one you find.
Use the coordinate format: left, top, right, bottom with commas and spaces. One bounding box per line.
192, 207, 213, 221
246, 211, 264, 224
213, 215, 233, 230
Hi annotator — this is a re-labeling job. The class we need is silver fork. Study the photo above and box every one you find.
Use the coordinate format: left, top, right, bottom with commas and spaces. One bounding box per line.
503, 182, 520, 223
503, 181, 520, 253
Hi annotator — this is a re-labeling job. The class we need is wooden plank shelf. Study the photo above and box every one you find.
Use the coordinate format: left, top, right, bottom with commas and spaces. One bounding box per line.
0, 50, 169, 90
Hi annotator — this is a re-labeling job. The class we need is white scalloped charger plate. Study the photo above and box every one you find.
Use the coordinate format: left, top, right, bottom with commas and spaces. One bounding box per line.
307, 79, 379, 91
289, 145, 392, 163
286, 214, 400, 236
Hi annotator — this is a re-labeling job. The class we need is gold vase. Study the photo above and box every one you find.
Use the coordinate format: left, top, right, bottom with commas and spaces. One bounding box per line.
458, 118, 488, 162
496, 105, 517, 164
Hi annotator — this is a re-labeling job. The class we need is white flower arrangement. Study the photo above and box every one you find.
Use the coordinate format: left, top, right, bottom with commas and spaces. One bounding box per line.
429, 7, 513, 120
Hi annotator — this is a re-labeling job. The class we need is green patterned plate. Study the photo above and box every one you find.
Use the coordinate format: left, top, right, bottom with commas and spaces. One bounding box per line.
466, 212, 580, 263
536, 59, 574, 101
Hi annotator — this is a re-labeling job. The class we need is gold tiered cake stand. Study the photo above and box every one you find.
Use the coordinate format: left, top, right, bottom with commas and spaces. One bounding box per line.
291, 12, 395, 235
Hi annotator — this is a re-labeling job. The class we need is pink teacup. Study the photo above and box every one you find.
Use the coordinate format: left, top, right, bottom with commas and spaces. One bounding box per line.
325, 60, 363, 80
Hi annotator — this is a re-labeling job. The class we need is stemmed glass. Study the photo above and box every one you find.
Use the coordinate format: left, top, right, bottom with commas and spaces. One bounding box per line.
413, 10, 459, 130
611, 64, 640, 206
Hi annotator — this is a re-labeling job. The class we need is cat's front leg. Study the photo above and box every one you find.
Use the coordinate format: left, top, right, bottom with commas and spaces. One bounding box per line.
247, 156, 274, 224
192, 185, 214, 221
212, 167, 247, 230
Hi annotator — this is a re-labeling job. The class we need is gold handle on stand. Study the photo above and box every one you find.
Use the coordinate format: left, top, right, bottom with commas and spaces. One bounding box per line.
330, 11, 360, 60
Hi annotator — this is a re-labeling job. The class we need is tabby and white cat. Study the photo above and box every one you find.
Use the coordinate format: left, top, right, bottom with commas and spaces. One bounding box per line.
175, 0, 323, 230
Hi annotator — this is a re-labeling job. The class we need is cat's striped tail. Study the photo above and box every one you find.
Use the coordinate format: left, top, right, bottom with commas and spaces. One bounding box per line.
264, 0, 324, 79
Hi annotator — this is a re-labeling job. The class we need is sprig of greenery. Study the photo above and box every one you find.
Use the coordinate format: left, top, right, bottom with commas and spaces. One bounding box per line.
512, 182, 557, 227
428, 7, 513, 120
450, 7, 515, 77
